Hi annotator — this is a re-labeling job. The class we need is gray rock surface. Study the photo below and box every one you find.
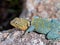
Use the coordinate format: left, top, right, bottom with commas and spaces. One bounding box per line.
20, 0, 60, 20
0, 28, 60, 45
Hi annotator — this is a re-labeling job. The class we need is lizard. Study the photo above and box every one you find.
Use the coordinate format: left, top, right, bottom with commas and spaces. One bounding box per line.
10, 16, 60, 40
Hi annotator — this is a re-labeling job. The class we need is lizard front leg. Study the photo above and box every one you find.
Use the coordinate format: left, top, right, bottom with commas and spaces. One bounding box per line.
21, 25, 35, 37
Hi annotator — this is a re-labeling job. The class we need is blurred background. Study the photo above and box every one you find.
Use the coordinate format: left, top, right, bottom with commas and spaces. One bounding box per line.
0, 0, 24, 30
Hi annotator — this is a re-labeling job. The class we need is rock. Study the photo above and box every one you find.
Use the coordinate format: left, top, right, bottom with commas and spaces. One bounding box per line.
20, 0, 60, 20
0, 28, 60, 45
21, 32, 47, 45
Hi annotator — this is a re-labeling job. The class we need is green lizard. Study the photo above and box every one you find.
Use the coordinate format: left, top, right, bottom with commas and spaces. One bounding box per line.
10, 16, 60, 40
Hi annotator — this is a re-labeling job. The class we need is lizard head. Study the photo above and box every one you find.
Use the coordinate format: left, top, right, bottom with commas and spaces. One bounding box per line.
10, 17, 30, 31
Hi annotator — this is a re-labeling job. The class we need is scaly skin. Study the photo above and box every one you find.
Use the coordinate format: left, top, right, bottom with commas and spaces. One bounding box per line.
31, 17, 52, 34
10, 16, 60, 40
10, 17, 30, 31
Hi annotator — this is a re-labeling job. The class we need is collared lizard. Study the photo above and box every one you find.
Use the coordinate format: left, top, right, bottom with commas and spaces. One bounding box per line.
10, 16, 60, 40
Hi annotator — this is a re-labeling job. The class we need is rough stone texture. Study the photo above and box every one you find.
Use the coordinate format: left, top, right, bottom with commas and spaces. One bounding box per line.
0, 28, 50, 45
0, 28, 60, 45
20, 0, 60, 20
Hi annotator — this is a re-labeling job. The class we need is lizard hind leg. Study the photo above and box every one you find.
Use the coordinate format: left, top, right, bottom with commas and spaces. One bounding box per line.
46, 29, 60, 40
